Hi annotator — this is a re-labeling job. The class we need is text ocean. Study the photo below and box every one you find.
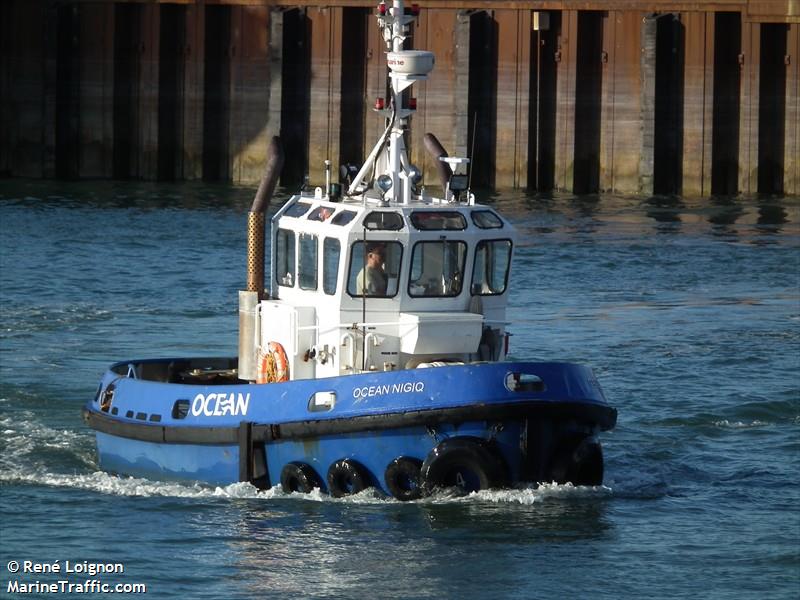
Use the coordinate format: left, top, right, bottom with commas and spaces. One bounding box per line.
191, 392, 250, 417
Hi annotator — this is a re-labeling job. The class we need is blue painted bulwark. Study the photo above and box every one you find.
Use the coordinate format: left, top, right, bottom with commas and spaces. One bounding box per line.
84, 359, 615, 495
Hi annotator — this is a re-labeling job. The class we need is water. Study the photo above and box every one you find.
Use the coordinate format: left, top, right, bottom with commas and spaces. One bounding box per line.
1, 180, 798, 599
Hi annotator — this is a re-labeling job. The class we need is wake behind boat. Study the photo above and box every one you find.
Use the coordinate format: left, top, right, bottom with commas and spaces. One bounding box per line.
83, 0, 616, 500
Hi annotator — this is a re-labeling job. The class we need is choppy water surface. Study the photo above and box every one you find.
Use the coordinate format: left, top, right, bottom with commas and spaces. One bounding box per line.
1, 181, 798, 599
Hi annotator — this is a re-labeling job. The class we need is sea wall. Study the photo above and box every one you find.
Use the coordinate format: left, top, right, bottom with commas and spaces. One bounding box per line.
1, 0, 798, 195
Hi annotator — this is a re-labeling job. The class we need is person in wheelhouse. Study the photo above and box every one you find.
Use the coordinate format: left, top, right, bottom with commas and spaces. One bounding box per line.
356, 242, 388, 296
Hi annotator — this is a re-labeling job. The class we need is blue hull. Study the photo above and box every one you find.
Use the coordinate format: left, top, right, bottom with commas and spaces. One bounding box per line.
84, 359, 616, 497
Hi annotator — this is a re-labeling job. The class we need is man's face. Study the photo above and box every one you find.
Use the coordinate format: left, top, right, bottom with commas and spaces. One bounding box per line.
368, 249, 385, 268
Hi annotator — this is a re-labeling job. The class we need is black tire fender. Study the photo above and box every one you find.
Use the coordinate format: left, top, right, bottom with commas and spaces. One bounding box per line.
327, 458, 369, 498
421, 436, 508, 494
384, 457, 423, 501
550, 434, 604, 486
280, 461, 321, 494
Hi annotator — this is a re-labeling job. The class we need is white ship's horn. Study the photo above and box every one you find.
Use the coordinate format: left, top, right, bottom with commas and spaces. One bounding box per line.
423, 133, 453, 195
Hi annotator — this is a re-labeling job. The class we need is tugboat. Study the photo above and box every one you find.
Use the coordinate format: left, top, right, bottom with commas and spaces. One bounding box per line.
83, 0, 616, 500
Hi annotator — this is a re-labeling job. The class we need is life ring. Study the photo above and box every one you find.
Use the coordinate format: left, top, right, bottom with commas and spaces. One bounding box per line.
327, 458, 369, 497
384, 457, 423, 501
549, 434, 603, 486
421, 436, 508, 494
257, 341, 289, 384
280, 462, 321, 494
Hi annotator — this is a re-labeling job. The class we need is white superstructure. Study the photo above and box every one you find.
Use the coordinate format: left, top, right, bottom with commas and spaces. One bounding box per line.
240, 0, 516, 383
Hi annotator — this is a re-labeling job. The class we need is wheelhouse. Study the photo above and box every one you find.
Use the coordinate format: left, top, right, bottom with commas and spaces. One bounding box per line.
259, 192, 516, 380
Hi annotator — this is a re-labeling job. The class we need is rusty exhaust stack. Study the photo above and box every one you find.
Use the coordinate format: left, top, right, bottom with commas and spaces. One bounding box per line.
240, 137, 284, 382
423, 133, 453, 196
247, 136, 285, 298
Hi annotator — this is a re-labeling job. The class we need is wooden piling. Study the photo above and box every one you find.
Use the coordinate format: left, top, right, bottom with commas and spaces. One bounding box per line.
601, 11, 643, 195
554, 10, 578, 192
77, 3, 114, 178
682, 12, 715, 197
230, 5, 272, 183
738, 20, 761, 195
786, 24, 799, 195
410, 8, 469, 186
307, 6, 343, 183
183, 3, 205, 180
493, 9, 530, 189
140, 3, 160, 180
639, 13, 657, 195
0, 0, 797, 197
1, 1, 49, 177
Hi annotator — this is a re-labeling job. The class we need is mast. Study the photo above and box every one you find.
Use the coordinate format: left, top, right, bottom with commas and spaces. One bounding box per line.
347, 0, 431, 201
388, 0, 405, 203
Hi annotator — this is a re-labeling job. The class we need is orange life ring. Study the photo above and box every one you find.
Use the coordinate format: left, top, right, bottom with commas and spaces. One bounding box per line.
257, 341, 290, 384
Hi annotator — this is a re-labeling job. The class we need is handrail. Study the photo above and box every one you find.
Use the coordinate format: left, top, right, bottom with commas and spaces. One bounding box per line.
296, 317, 508, 336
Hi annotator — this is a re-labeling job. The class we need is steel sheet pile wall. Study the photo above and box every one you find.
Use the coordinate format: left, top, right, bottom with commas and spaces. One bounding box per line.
0, 0, 797, 196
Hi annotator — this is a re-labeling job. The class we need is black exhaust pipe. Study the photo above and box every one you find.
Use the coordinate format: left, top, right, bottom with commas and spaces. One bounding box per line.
423, 133, 453, 196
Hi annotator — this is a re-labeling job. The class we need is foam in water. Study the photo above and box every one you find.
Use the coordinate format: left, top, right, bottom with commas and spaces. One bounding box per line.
0, 465, 612, 505
713, 419, 769, 428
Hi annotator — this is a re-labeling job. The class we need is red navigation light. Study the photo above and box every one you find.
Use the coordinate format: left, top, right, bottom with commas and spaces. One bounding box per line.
411, 4, 420, 15
408, 97, 417, 110
378, 2, 387, 15
375, 97, 385, 110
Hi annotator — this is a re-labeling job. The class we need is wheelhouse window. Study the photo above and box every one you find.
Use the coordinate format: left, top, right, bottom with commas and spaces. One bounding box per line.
276, 229, 296, 287
308, 206, 335, 222
284, 201, 312, 218
347, 241, 403, 297
471, 239, 512, 295
298, 233, 318, 290
471, 210, 503, 229
410, 211, 467, 231
323, 238, 340, 295
409, 240, 467, 297
363, 211, 404, 231
331, 210, 357, 226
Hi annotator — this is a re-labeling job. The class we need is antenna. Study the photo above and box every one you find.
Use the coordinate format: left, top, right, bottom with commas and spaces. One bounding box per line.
361, 226, 367, 372
468, 112, 477, 191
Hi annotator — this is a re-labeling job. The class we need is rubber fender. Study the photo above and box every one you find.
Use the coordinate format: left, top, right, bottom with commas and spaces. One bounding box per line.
421, 436, 509, 494
384, 457, 423, 501
549, 434, 604, 486
280, 462, 321, 494
327, 459, 370, 498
